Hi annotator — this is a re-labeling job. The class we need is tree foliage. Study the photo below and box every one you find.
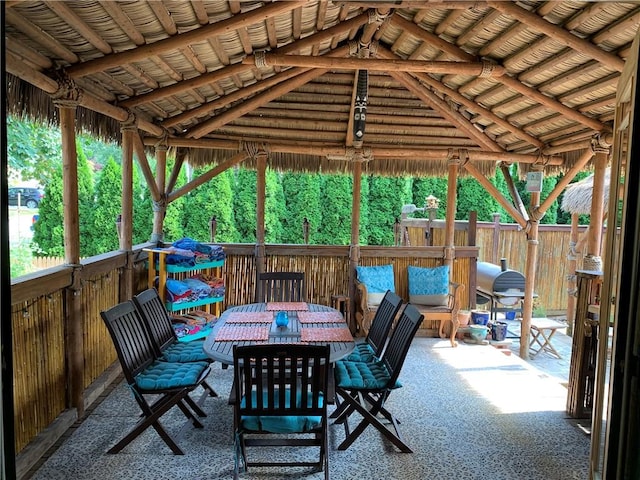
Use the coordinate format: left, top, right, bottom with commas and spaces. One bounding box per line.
265, 169, 285, 243
317, 174, 352, 245
89, 158, 122, 254
281, 172, 321, 244
31, 167, 65, 257
183, 168, 237, 242
366, 176, 411, 245
233, 168, 257, 243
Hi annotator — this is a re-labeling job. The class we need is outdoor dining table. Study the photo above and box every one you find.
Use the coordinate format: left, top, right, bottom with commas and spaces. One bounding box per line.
202, 301, 356, 365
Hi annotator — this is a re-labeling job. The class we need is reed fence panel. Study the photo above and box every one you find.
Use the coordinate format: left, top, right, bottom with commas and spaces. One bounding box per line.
11, 291, 66, 453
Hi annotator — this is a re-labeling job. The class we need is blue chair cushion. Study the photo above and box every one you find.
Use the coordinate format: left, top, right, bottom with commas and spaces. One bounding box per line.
408, 264, 449, 306
135, 360, 209, 390
240, 389, 324, 433
345, 342, 377, 363
356, 264, 395, 307
335, 359, 401, 390
161, 340, 210, 363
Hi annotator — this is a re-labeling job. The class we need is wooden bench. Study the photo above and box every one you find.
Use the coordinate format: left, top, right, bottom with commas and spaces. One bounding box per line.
355, 280, 464, 347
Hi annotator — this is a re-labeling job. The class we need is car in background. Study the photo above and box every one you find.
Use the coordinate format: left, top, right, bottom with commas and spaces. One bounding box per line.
8, 187, 44, 208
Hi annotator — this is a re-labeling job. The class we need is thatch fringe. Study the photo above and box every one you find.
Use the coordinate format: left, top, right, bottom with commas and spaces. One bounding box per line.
561, 168, 610, 215
6, 74, 122, 144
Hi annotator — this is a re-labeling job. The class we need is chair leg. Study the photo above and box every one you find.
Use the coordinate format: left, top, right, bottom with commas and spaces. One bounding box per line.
109, 391, 191, 454
335, 387, 412, 453
178, 398, 205, 426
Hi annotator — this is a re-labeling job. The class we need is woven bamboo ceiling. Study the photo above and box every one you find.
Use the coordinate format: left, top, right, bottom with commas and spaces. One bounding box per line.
5, 1, 640, 177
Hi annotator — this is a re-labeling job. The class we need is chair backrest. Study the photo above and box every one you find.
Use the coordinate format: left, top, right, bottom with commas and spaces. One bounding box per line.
100, 300, 157, 384
233, 344, 329, 424
380, 303, 424, 389
366, 290, 403, 357
256, 272, 305, 303
132, 287, 176, 356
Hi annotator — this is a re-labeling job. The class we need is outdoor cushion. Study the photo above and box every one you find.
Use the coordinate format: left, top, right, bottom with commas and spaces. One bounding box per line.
134, 360, 209, 390
161, 340, 210, 363
240, 389, 324, 433
356, 264, 395, 307
345, 342, 377, 363
408, 265, 449, 306
335, 359, 401, 390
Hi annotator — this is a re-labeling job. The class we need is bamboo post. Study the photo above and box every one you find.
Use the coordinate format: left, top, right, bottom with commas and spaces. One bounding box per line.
54, 91, 84, 417
444, 156, 459, 274
491, 213, 501, 265
255, 151, 267, 281
566, 213, 580, 336
349, 153, 363, 333
587, 150, 608, 259
152, 144, 167, 244
519, 165, 543, 359
120, 121, 135, 301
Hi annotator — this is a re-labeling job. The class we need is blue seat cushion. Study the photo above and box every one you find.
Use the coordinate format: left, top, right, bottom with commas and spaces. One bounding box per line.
335, 360, 401, 390
240, 389, 324, 433
135, 360, 209, 390
161, 340, 210, 363
408, 264, 449, 306
356, 264, 395, 307
345, 342, 377, 363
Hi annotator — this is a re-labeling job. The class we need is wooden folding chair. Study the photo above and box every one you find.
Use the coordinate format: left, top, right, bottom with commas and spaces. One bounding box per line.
101, 300, 211, 454
332, 303, 424, 452
133, 287, 218, 405
232, 344, 330, 480
344, 290, 403, 363
255, 271, 305, 303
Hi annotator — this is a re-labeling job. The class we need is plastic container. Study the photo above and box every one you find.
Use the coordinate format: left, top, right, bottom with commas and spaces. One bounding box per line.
505, 311, 516, 320
471, 310, 490, 325
491, 321, 508, 341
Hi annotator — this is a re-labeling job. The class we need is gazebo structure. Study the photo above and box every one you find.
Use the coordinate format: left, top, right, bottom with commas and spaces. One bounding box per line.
3, 2, 640, 478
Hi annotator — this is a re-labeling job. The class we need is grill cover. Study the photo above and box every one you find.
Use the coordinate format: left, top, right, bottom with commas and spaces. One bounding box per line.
477, 262, 525, 295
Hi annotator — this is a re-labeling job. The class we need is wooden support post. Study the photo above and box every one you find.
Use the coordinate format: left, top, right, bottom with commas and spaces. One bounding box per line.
152, 144, 167, 244
444, 156, 459, 274
349, 153, 363, 333
120, 122, 135, 301
491, 213, 501, 265
255, 151, 267, 279
519, 164, 543, 359
566, 213, 580, 336
55, 91, 84, 417
587, 151, 608, 258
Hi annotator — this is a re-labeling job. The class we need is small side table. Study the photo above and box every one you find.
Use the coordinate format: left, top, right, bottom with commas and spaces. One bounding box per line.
331, 294, 350, 323
529, 318, 565, 359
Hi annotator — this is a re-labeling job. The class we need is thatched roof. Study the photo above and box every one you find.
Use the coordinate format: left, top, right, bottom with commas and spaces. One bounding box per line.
561, 168, 611, 214
5, 1, 639, 177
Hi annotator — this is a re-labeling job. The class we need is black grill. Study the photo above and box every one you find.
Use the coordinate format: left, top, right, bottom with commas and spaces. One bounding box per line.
476, 260, 527, 321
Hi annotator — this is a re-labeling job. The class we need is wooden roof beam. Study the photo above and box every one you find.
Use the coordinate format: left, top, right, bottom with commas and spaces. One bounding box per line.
119, 12, 370, 109
162, 65, 312, 129
409, 71, 543, 149
487, 1, 625, 72
245, 53, 506, 77
390, 11, 605, 132
143, 136, 563, 165
185, 67, 331, 139
66, 1, 306, 78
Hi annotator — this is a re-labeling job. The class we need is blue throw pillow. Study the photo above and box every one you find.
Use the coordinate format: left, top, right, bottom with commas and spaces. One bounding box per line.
356, 264, 395, 307
408, 265, 449, 306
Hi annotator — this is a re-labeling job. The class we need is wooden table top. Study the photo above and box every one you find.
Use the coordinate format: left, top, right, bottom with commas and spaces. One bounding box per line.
202, 302, 355, 365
